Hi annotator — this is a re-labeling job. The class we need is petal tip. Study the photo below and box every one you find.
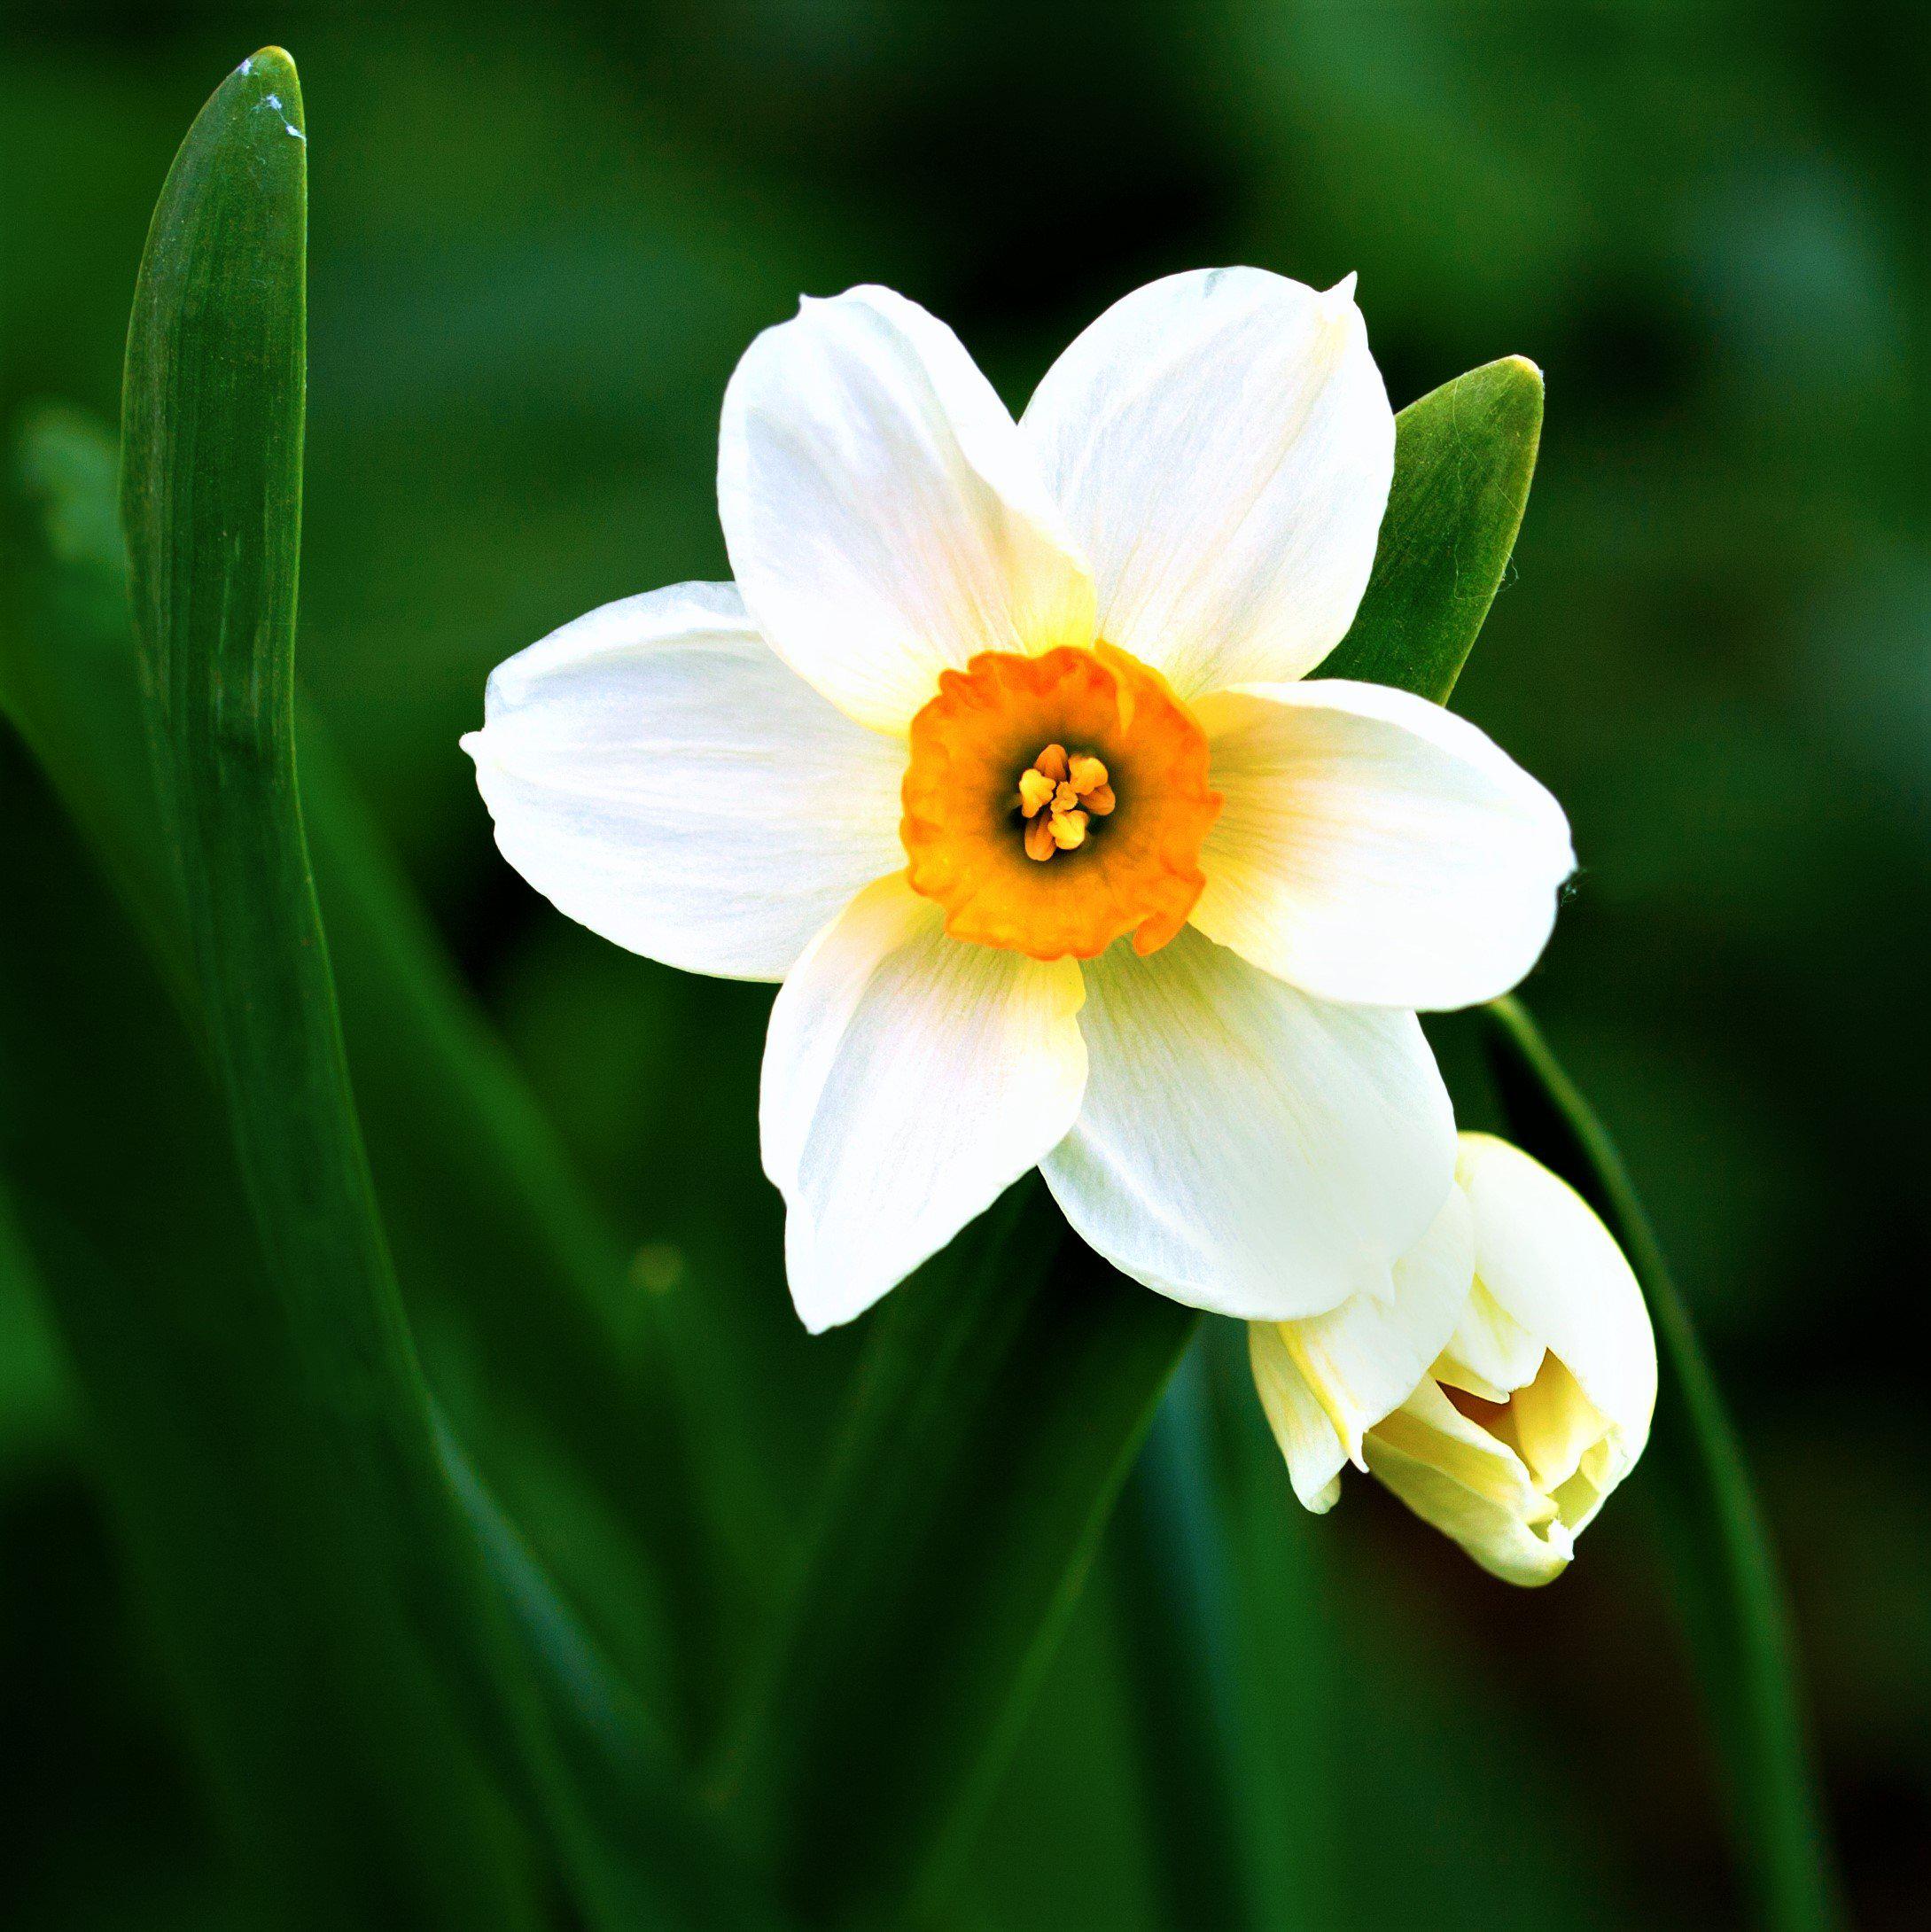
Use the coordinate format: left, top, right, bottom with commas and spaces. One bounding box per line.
791, 1295, 844, 1337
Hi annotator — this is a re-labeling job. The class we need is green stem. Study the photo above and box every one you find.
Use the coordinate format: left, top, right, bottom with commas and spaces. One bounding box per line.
1483, 995, 1840, 1932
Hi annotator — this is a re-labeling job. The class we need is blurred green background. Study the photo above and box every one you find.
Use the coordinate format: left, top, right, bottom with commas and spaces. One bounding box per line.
3, 4, 1926, 1928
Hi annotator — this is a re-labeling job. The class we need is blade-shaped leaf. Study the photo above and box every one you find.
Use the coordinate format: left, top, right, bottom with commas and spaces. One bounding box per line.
112, 47, 775, 1928
1483, 996, 1841, 1932
5, 398, 744, 1755
1320, 354, 1545, 703
0, 744, 546, 1929
1112, 1335, 1343, 1932
122, 44, 537, 1793
4, 408, 189, 993
718, 1181, 1195, 1922
1109, 1349, 1266, 1932
439, 1418, 778, 1930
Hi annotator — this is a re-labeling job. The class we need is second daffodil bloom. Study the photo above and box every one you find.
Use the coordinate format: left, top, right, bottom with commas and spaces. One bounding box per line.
1249, 1133, 1658, 1584
464, 270, 1576, 1333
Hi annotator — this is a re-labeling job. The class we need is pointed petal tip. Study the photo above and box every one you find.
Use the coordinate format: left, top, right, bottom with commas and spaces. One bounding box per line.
790, 1290, 845, 1337
784, 1232, 911, 1336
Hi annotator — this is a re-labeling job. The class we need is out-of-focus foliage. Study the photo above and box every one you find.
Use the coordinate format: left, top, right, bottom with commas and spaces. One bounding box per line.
2, 6, 1926, 1928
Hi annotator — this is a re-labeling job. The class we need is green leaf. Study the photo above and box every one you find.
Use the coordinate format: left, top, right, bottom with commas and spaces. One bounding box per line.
1108, 1349, 1269, 1932
1320, 355, 1545, 703
113, 47, 774, 1928
3, 407, 188, 993
439, 1419, 779, 1931
300, 722, 751, 1746
0, 1165, 74, 1463
1113, 1334, 1343, 1932
0, 744, 547, 1929
4, 399, 743, 1755
718, 1180, 1196, 1923
1483, 996, 1841, 1932
121, 46, 533, 1790
1195, 1331, 1344, 1929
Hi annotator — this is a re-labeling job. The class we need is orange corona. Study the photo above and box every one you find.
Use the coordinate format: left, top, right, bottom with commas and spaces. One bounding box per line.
900, 644, 1222, 961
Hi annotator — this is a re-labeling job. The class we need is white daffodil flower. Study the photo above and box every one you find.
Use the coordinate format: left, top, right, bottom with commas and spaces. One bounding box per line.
1250, 1133, 1658, 1585
464, 270, 1576, 1334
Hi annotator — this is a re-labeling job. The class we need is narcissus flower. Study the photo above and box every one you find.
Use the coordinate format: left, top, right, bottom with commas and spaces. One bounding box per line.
1249, 1133, 1657, 1585
464, 271, 1575, 1332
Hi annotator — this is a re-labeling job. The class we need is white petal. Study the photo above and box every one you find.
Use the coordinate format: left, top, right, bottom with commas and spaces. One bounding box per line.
719, 284, 1097, 734
1453, 1133, 1658, 1446
1249, 1180, 1475, 1511
760, 875, 1087, 1332
1190, 678, 1576, 1009
1019, 268, 1393, 698
1434, 1279, 1545, 1403
1041, 925, 1454, 1321
463, 583, 907, 981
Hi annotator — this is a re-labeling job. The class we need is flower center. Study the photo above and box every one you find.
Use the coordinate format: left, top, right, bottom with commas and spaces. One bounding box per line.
1016, 743, 1115, 861
900, 644, 1221, 961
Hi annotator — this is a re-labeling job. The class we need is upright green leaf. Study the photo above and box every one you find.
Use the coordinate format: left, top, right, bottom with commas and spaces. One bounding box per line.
1109, 1349, 1266, 1932
122, 39, 517, 1790
0, 1181, 73, 1467
1196, 1330, 1344, 1930
0, 744, 545, 1929
0, 736, 780, 1928
112, 48, 774, 1928
4, 409, 188, 993
718, 1181, 1195, 1923
438, 1420, 779, 1931
5, 402, 743, 1755
1320, 355, 1545, 703
1483, 997, 1841, 1932
1113, 1333, 1344, 1932
302, 722, 751, 1744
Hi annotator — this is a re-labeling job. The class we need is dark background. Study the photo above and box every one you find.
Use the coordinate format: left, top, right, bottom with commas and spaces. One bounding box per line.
4, 5, 1927, 1927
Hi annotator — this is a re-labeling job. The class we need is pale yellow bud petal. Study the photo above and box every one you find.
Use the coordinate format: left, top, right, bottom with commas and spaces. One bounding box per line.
1359, 1133, 1655, 1587
1250, 1132, 1655, 1587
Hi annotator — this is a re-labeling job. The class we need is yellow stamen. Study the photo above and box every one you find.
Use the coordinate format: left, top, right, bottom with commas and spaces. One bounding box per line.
1017, 767, 1056, 818
1015, 743, 1115, 865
